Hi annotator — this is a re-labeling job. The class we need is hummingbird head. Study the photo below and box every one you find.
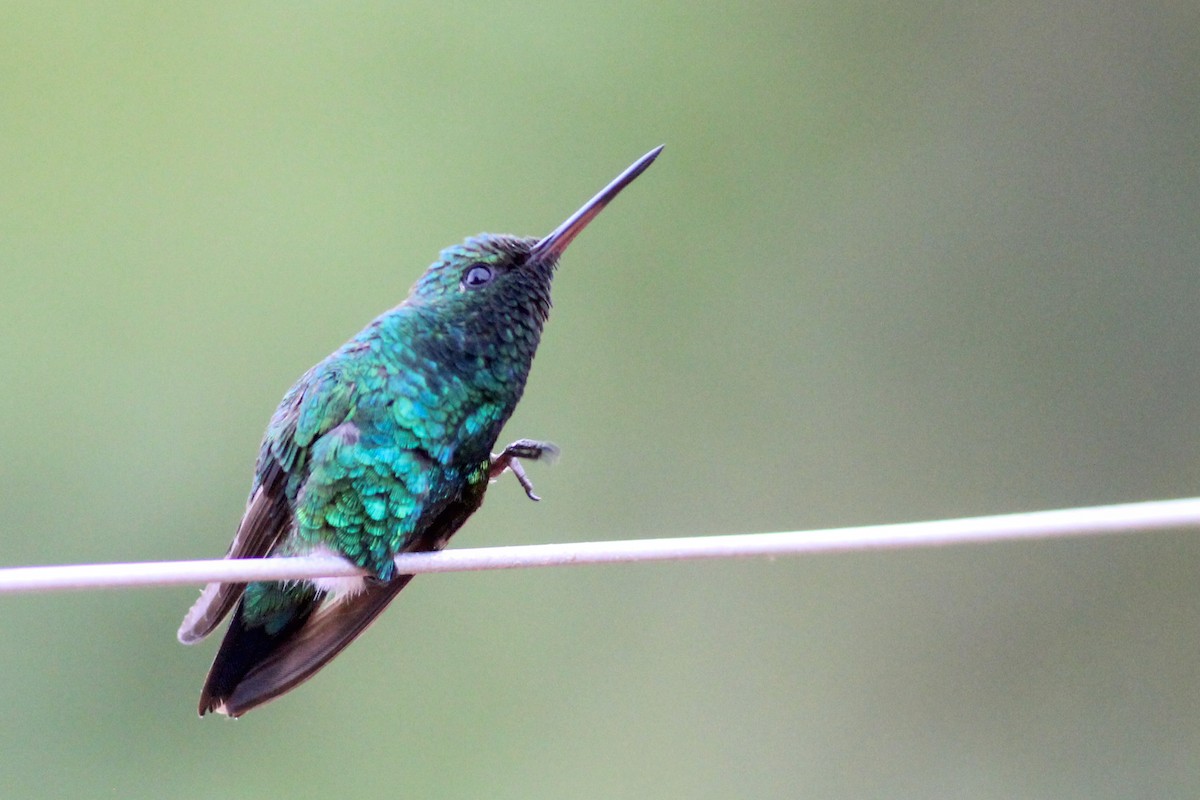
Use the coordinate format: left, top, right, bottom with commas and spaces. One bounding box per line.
406, 146, 663, 332
397, 146, 662, 409
409, 233, 548, 324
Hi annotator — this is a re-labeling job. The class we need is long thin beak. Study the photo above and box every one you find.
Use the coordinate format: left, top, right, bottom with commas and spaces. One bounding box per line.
531, 145, 664, 261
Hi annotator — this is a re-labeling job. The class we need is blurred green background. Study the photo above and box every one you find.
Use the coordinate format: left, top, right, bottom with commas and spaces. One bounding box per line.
1, 2, 1198, 797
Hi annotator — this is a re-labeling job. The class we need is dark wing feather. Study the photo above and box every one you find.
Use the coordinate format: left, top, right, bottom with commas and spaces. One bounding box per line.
177, 461, 291, 644
178, 366, 355, 645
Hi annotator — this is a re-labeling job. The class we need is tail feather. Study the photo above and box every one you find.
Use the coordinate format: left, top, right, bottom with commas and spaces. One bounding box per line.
198, 576, 414, 717
198, 594, 316, 715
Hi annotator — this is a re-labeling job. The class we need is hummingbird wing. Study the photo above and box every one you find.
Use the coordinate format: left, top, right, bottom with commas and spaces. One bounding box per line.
196, 350, 492, 716
177, 366, 357, 645
196, 449, 481, 717
176, 463, 291, 644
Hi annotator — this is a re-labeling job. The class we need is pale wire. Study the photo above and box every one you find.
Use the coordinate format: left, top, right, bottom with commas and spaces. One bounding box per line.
0, 497, 1196, 595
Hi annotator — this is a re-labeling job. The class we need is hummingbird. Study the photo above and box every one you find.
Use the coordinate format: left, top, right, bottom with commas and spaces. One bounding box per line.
178, 146, 662, 717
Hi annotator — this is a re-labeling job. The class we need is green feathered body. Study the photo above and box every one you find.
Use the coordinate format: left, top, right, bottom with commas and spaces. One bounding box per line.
247, 234, 550, 615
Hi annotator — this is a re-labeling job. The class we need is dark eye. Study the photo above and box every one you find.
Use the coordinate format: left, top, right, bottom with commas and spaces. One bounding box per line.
462, 264, 494, 289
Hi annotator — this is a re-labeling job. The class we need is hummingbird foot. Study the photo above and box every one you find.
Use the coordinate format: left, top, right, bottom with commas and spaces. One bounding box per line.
490, 439, 560, 501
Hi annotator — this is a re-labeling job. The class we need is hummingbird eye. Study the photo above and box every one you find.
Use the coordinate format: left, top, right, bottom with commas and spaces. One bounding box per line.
461, 264, 495, 290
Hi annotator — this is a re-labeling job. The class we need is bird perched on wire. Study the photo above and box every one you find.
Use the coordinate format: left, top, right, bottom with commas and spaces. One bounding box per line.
177, 146, 663, 717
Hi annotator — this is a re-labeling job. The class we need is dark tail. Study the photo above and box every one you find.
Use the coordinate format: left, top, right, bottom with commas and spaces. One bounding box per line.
198, 576, 414, 717
198, 593, 316, 716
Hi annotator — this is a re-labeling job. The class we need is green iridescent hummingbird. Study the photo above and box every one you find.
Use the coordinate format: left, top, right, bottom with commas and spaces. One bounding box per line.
178, 146, 662, 717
